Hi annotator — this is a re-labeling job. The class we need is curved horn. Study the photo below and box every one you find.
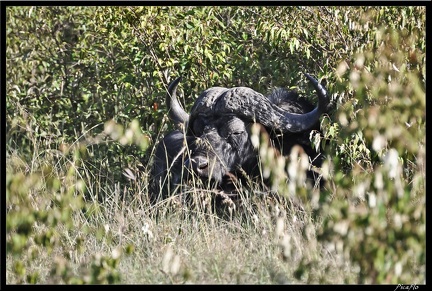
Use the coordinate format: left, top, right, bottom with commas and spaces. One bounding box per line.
190, 73, 329, 133
304, 73, 329, 113
166, 77, 189, 126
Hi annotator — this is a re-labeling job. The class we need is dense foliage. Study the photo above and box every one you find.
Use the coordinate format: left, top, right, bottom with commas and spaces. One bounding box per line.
6, 6, 425, 284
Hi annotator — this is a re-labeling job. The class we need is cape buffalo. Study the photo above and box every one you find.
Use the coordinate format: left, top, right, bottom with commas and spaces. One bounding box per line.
149, 74, 329, 202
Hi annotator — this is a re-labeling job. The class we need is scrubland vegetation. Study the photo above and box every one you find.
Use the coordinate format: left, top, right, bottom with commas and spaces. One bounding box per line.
6, 6, 425, 284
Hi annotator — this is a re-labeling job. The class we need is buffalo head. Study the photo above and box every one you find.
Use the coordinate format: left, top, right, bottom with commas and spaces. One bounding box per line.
150, 74, 329, 201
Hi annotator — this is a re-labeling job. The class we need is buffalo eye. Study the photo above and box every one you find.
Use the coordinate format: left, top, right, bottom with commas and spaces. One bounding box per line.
227, 130, 244, 148
230, 131, 243, 137
227, 130, 243, 139
191, 120, 204, 136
